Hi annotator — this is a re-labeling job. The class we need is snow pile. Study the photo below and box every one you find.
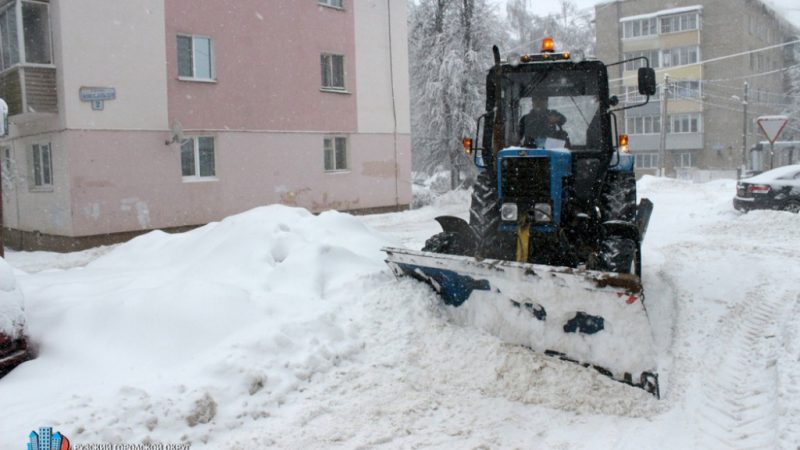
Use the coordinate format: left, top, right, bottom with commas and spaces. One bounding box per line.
0, 205, 389, 447
0, 257, 26, 338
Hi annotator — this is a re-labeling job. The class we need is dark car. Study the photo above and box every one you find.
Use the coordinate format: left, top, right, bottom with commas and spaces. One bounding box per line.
734, 164, 800, 213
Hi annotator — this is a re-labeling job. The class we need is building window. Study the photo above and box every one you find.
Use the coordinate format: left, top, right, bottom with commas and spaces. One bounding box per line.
321, 54, 345, 90
660, 12, 699, 34
324, 136, 347, 171
31, 142, 52, 188
181, 137, 216, 178
319, 0, 344, 8
623, 50, 659, 70
2, 147, 11, 186
622, 17, 658, 39
177, 35, 214, 80
626, 114, 661, 135
0, 0, 53, 71
662, 46, 699, 68
623, 85, 661, 104
676, 152, 693, 168
667, 113, 702, 133
635, 153, 659, 169
669, 81, 701, 99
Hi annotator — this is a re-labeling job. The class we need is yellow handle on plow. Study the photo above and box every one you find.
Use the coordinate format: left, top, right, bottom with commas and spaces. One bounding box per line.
516, 217, 530, 263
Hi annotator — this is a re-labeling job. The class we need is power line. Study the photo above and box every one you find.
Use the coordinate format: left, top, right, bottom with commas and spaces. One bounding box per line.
609, 39, 800, 83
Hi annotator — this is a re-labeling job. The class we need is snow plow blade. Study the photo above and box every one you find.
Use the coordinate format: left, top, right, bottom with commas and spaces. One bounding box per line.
383, 246, 659, 397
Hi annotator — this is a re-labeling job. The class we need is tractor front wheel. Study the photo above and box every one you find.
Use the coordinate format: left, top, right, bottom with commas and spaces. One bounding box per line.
599, 237, 640, 276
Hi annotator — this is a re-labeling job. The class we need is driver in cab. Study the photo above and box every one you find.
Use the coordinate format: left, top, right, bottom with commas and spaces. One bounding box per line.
519, 97, 568, 148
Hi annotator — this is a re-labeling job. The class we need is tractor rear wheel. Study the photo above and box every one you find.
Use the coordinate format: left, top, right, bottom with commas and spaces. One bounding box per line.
468, 171, 506, 259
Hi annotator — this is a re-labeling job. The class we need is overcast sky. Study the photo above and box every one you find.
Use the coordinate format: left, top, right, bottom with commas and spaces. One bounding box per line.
491, 0, 800, 28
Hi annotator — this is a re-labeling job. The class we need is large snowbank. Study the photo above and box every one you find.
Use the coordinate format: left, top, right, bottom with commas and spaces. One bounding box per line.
0, 206, 390, 446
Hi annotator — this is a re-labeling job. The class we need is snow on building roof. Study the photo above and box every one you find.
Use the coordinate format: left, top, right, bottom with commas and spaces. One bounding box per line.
619, 5, 703, 23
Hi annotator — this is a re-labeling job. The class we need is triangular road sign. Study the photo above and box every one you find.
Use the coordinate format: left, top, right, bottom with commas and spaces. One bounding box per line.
756, 115, 788, 144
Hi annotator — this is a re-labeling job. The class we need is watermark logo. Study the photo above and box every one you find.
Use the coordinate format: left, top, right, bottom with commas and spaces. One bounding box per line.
27, 426, 70, 450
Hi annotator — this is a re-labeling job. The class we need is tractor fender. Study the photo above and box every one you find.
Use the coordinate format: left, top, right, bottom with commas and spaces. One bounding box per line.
434, 216, 478, 240
433, 216, 478, 255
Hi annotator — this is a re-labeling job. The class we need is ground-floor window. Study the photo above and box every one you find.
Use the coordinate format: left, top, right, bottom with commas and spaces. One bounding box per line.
2, 147, 11, 184
324, 136, 348, 171
31, 142, 52, 189
676, 152, 693, 168
181, 136, 216, 178
635, 152, 659, 169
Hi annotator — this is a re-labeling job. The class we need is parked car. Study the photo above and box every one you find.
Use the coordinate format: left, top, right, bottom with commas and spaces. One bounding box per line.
734, 164, 800, 213
0, 258, 32, 379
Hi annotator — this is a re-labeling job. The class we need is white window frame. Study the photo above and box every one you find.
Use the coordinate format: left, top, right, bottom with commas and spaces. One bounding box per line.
669, 81, 701, 100
180, 136, 217, 181
662, 46, 699, 68
30, 141, 52, 190
626, 114, 661, 135
321, 53, 346, 91
319, 0, 344, 9
676, 152, 693, 168
0, 0, 54, 73
623, 49, 659, 71
635, 153, 659, 169
177, 34, 215, 82
324, 136, 348, 172
2, 146, 13, 190
660, 12, 699, 34
667, 113, 702, 134
622, 17, 658, 39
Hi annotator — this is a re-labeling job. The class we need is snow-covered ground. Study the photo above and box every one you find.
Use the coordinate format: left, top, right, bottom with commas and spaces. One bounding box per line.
1, 176, 799, 449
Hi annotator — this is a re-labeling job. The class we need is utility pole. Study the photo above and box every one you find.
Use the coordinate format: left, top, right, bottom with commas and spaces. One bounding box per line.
741, 81, 748, 171
658, 74, 669, 177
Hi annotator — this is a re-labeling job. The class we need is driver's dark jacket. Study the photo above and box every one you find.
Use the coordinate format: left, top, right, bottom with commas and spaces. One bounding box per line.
519, 109, 567, 146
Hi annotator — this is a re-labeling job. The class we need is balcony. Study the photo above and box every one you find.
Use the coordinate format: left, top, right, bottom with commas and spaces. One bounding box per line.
0, 65, 57, 116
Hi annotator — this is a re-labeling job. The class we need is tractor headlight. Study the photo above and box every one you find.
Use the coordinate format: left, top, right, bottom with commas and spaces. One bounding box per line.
533, 203, 552, 223
501, 203, 518, 221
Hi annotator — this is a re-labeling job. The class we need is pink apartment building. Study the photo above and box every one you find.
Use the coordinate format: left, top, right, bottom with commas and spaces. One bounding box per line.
0, 0, 411, 251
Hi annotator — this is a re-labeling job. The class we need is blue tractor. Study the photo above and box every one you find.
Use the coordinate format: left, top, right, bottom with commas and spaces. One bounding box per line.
384, 40, 660, 396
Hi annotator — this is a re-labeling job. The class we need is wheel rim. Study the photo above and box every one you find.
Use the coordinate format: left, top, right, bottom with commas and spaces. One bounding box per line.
785, 201, 800, 214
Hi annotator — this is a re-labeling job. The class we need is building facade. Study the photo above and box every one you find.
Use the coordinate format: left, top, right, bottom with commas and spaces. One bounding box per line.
0, 0, 411, 251
596, 0, 798, 176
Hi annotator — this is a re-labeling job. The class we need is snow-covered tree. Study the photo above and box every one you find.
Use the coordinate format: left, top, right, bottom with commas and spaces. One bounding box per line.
506, 0, 594, 56
409, 0, 504, 186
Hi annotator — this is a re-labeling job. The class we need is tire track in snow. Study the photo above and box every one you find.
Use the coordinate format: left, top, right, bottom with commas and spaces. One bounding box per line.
777, 296, 800, 449
692, 285, 796, 449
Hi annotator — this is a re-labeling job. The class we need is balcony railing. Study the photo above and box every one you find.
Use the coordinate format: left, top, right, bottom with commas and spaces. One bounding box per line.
0, 65, 57, 115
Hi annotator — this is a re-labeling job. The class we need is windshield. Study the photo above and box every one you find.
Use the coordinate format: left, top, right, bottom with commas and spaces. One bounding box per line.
502, 68, 603, 150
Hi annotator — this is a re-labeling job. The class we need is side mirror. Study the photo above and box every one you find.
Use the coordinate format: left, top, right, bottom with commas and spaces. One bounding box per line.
638, 68, 657, 96
0, 99, 8, 137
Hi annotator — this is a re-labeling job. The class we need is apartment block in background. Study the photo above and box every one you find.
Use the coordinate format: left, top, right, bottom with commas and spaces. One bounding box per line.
0, 0, 411, 251
595, 0, 798, 177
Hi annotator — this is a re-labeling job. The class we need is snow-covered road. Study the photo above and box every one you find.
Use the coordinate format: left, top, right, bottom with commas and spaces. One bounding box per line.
0, 176, 798, 449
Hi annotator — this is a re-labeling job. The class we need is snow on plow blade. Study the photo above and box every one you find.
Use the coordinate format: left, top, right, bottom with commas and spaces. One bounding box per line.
383, 247, 659, 397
